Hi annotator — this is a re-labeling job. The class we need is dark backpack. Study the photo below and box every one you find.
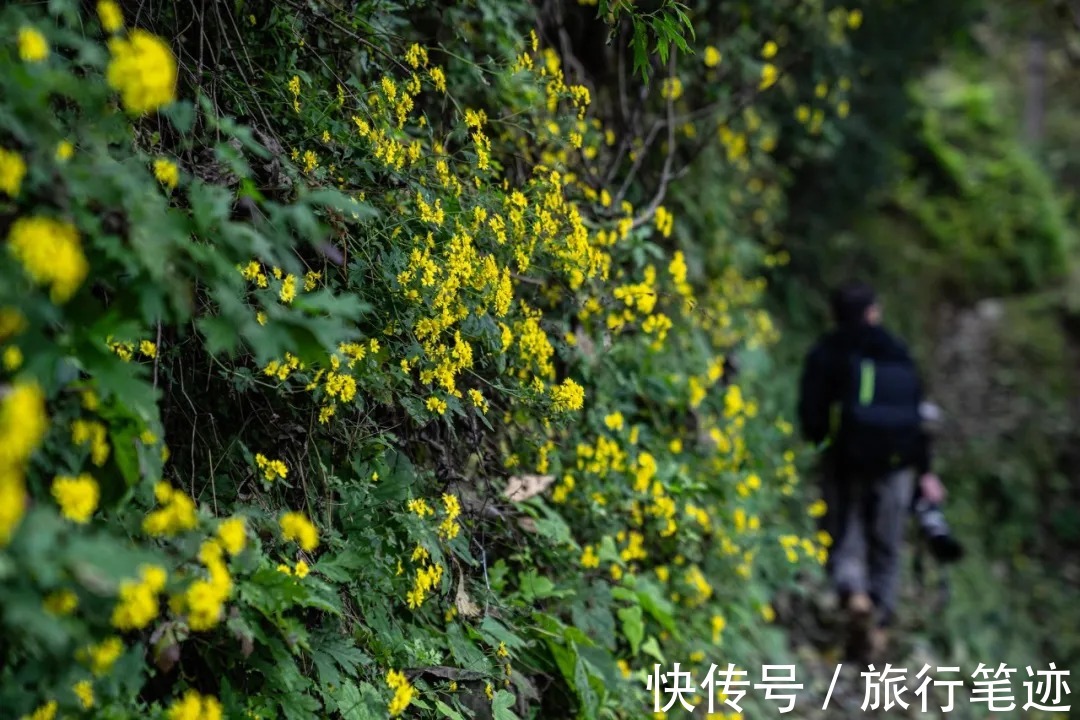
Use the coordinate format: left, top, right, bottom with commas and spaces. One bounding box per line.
836, 352, 923, 474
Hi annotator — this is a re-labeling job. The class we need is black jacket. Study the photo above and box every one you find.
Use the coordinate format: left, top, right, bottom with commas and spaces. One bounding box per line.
798, 323, 931, 475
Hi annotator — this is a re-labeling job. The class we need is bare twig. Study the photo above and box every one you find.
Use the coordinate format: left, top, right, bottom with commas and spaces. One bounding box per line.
629, 55, 678, 230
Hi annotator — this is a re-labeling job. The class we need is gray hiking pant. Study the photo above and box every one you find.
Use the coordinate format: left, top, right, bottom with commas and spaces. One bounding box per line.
822, 462, 915, 626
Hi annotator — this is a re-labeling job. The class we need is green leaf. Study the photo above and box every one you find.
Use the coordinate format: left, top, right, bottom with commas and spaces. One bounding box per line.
641, 636, 665, 664
518, 570, 570, 601
617, 605, 644, 656
434, 700, 466, 720
301, 187, 380, 221
109, 424, 141, 487
492, 690, 520, 720
573, 654, 599, 719
631, 19, 650, 84
163, 100, 195, 134
197, 315, 241, 356
315, 550, 370, 583
446, 623, 490, 671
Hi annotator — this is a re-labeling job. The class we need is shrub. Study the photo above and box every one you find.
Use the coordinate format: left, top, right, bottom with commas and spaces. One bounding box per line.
0, 0, 864, 717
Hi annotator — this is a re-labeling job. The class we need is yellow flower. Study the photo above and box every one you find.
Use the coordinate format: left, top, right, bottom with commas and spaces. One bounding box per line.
660, 76, 683, 101
429, 66, 447, 93
3, 346, 22, 371
704, 46, 721, 67
580, 544, 599, 568
808, 498, 827, 518
848, 9, 863, 29
550, 378, 584, 412
386, 669, 414, 717
18, 27, 49, 63
73, 680, 95, 709
51, 474, 100, 524
277, 563, 292, 575
106, 30, 177, 114
759, 63, 779, 90
711, 614, 726, 643
43, 589, 79, 616
7, 216, 88, 303
0, 148, 26, 197
55, 141, 74, 162
217, 517, 246, 555
295, 560, 310, 578
255, 453, 288, 482
142, 482, 198, 536
603, 412, 624, 431
280, 511, 319, 551
761, 40, 778, 59
97, 1, 125, 32
21, 701, 57, 720
279, 274, 297, 304
153, 158, 179, 189
79, 637, 123, 676
111, 567, 164, 630
166, 690, 222, 720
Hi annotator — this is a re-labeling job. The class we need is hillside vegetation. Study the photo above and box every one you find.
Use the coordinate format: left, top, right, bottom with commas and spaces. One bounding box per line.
1, 1, 1075, 719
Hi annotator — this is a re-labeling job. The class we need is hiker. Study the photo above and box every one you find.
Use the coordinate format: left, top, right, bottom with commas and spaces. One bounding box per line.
797, 282, 946, 659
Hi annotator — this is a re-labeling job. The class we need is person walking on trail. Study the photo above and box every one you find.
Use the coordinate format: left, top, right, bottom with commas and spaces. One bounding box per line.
797, 282, 946, 660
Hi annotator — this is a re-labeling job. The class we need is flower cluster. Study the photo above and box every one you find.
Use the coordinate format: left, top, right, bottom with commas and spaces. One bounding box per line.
255, 453, 288, 482
105, 28, 177, 114
386, 669, 414, 717
0, 383, 48, 544
280, 511, 319, 551
111, 564, 167, 630
51, 474, 100, 524
7, 217, 88, 303
143, 482, 198, 535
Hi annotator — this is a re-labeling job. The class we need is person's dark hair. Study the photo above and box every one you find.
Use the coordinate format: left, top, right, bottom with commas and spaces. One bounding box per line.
830, 282, 877, 327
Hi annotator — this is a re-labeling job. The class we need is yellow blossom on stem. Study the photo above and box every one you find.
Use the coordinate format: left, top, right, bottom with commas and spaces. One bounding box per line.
386, 669, 415, 717
21, 701, 57, 720
51, 474, 100, 523
0, 148, 26, 197
280, 511, 319, 551
7, 216, 88, 304
166, 690, 222, 720
73, 680, 94, 710
255, 453, 288, 482
550, 378, 584, 412
142, 481, 198, 536
106, 30, 177, 114
78, 637, 123, 676
98, 1, 125, 32
759, 63, 779, 91
18, 27, 49, 63
217, 517, 246, 554
43, 589, 79, 616
153, 158, 179, 189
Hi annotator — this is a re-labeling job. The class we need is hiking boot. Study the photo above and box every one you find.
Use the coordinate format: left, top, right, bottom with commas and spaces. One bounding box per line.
870, 626, 890, 660
844, 592, 874, 663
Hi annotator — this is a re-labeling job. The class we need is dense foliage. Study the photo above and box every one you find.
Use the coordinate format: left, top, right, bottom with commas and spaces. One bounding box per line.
0, 0, 885, 718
